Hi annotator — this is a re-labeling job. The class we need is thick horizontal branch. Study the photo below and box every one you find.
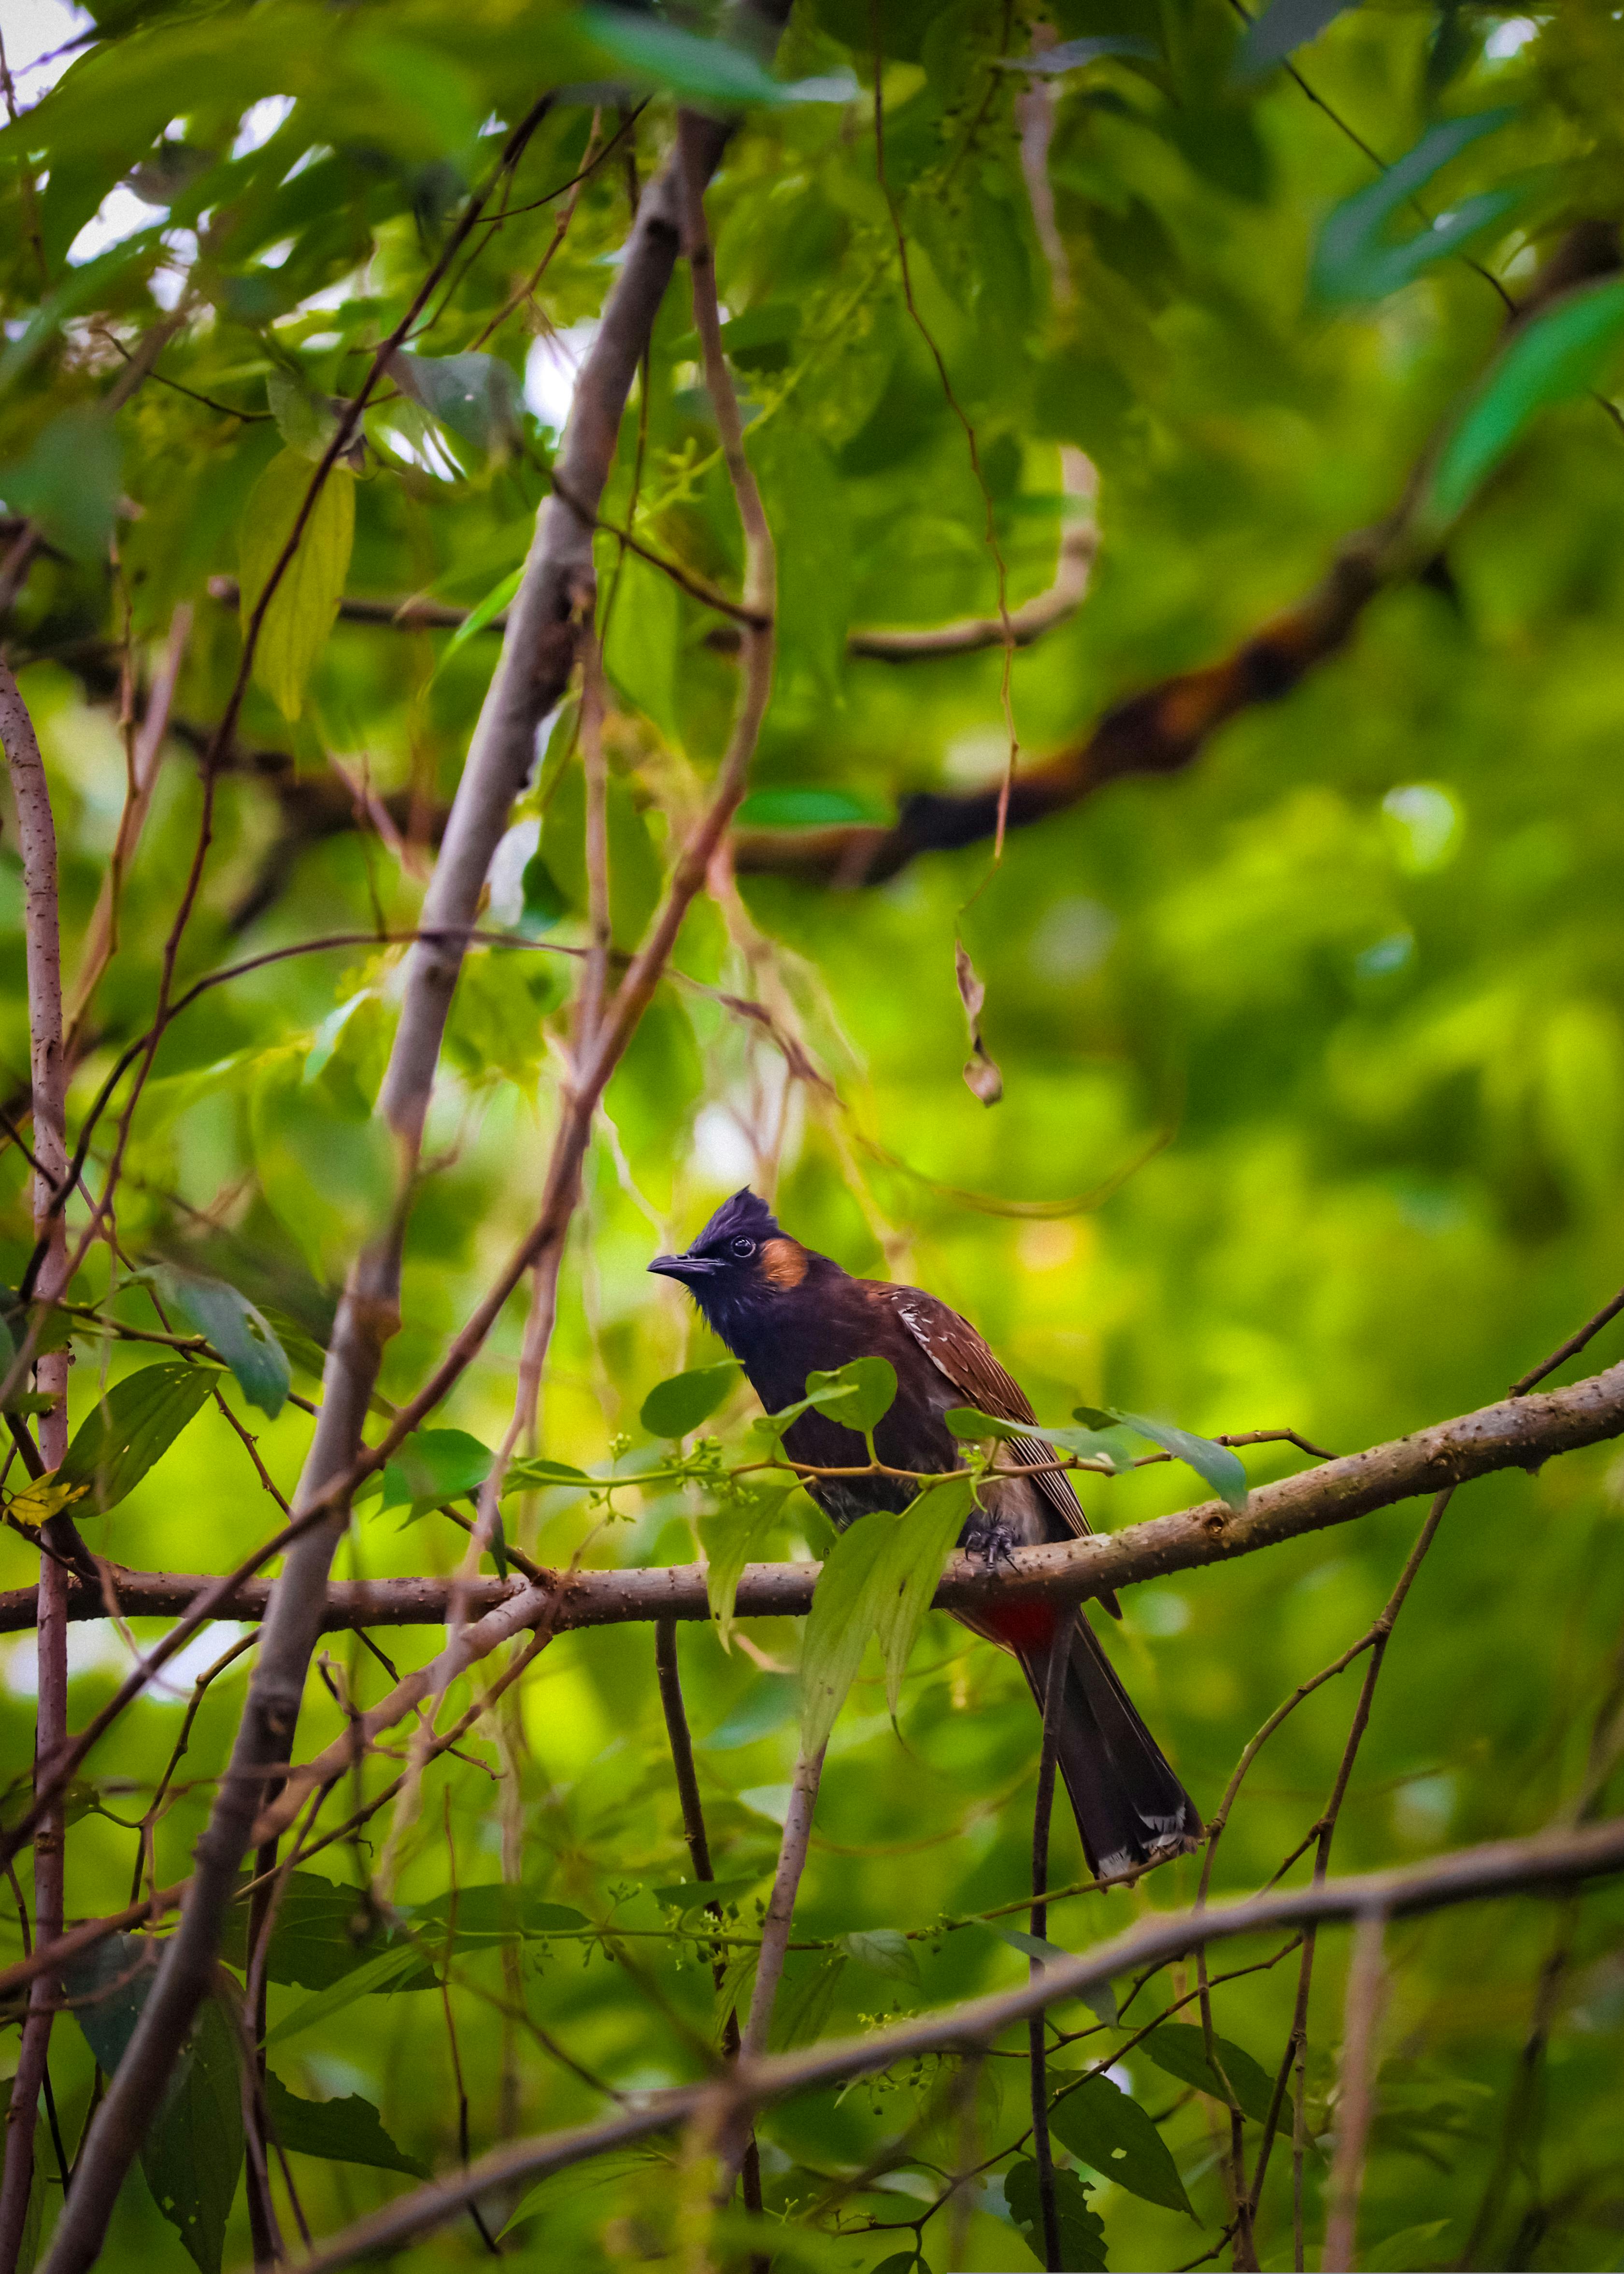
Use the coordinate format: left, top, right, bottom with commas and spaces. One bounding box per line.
730, 532, 1391, 886
284, 1811, 1624, 2273
7, 1359, 1620, 1639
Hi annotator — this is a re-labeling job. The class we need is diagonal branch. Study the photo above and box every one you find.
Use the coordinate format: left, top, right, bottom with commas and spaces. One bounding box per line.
5, 1356, 1624, 1645
0, 661, 72, 2263
42, 52, 790, 2274
242, 1814, 1624, 2274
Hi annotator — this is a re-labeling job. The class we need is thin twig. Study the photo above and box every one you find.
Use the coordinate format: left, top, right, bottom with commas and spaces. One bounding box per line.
0, 662, 71, 2265
1512, 1284, 1624, 1397
1028, 1615, 1071, 2274
256, 1813, 1624, 2274
1321, 1909, 1386, 2272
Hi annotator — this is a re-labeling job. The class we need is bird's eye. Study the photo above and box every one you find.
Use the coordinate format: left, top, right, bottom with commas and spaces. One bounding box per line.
730, 1235, 756, 1259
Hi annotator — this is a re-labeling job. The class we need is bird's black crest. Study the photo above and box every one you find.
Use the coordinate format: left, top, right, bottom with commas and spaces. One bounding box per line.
694, 1188, 781, 1251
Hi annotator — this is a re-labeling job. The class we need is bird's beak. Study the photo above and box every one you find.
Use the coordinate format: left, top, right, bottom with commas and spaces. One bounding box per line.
648, 1253, 721, 1281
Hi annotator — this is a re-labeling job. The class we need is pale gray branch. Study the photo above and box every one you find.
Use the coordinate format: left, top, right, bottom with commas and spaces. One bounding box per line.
268, 1813, 1624, 2274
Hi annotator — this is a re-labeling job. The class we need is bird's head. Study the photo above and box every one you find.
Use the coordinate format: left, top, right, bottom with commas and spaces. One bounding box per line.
647, 1188, 812, 1347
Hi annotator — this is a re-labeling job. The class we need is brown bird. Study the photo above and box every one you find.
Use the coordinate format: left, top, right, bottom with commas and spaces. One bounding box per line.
650, 1189, 1202, 1879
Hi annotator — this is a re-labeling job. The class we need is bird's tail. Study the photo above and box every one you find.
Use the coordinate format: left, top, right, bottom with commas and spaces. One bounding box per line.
1007, 1608, 1202, 1881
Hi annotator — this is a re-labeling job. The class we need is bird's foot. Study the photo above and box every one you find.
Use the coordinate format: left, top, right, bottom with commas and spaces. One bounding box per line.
966, 1513, 1024, 1572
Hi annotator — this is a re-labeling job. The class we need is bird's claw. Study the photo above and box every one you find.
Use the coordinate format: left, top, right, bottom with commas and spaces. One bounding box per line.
968, 1515, 1023, 1573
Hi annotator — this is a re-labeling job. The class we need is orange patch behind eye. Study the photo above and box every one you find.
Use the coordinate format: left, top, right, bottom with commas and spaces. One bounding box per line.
761, 1237, 808, 1289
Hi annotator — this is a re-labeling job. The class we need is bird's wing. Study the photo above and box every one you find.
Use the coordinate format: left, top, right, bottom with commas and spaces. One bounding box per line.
884, 1285, 1089, 1541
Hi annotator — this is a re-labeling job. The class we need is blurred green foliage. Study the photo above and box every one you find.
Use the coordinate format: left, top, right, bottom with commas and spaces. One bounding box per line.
4, 1, 1624, 2269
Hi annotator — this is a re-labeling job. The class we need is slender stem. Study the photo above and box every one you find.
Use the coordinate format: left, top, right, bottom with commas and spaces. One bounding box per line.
1512, 1283, 1624, 1397
1028, 1615, 1070, 2274
256, 1815, 1624, 2274
740, 1745, 826, 2063
0, 662, 71, 2267
654, 1619, 764, 2222
1321, 1910, 1386, 2272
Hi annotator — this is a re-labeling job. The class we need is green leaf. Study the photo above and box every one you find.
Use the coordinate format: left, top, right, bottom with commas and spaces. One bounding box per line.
264, 1940, 437, 2047
602, 552, 682, 746
735, 787, 882, 830
805, 1355, 897, 1434
1005, 2160, 1107, 2273
1426, 275, 1624, 527
377, 1427, 493, 1518
435, 562, 523, 678
1310, 112, 1519, 305
57, 1362, 219, 1516
1049, 2071, 1196, 2217
0, 407, 123, 563
541, 761, 663, 951
988, 1923, 1070, 1967
696, 1670, 798, 1747
640, 1360, 739, 1439
944, 1406, 1137, 1473
799, 1509, 894, 1753
238, 446, 356, 720
1079, 1407, 1249, 1510
140, 1992, 245, 2274
1362, 2222, 1450, 2272
772, 1950, 847, 2049
580, 6, 856, 106
873, 1476, 974, 1716
221, 1871, 421, 1992
262, 2071, 429, 2178
698, 1493, 791, 1653
1140, 2022, 1291, 2128
502, 1454, 592, 1492
62, 1931, 161, 2074
62, 1940, 244, 2274
750, 1368, 897, 1442
166, 1271, 290, 1418
840, 1928, 921, 1986
1235, 0, 1360, 81
388, 348, 520, 453
518, 850, 572, 934
266, 369, 341, 462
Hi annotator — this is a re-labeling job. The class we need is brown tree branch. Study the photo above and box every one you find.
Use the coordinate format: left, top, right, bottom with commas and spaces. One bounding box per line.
0, 660, 71, 2266
249, 1814, 1624, 2274
5, 1357, 1623, 1644
729, 530, 1395, 887
1321, 1908, 1387, 2273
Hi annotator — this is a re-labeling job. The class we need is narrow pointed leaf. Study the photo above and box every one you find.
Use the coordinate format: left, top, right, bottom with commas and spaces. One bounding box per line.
699, 1492, 791, 1652
57, 1361, 220, 1516
874, 1476, 974, 1716
1427, 275, 1624, 526
1079, 1406, 1249, 1509
239, 447, 356, 721
799, 1510, 894, 1753
1310, 111, 1517, 305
